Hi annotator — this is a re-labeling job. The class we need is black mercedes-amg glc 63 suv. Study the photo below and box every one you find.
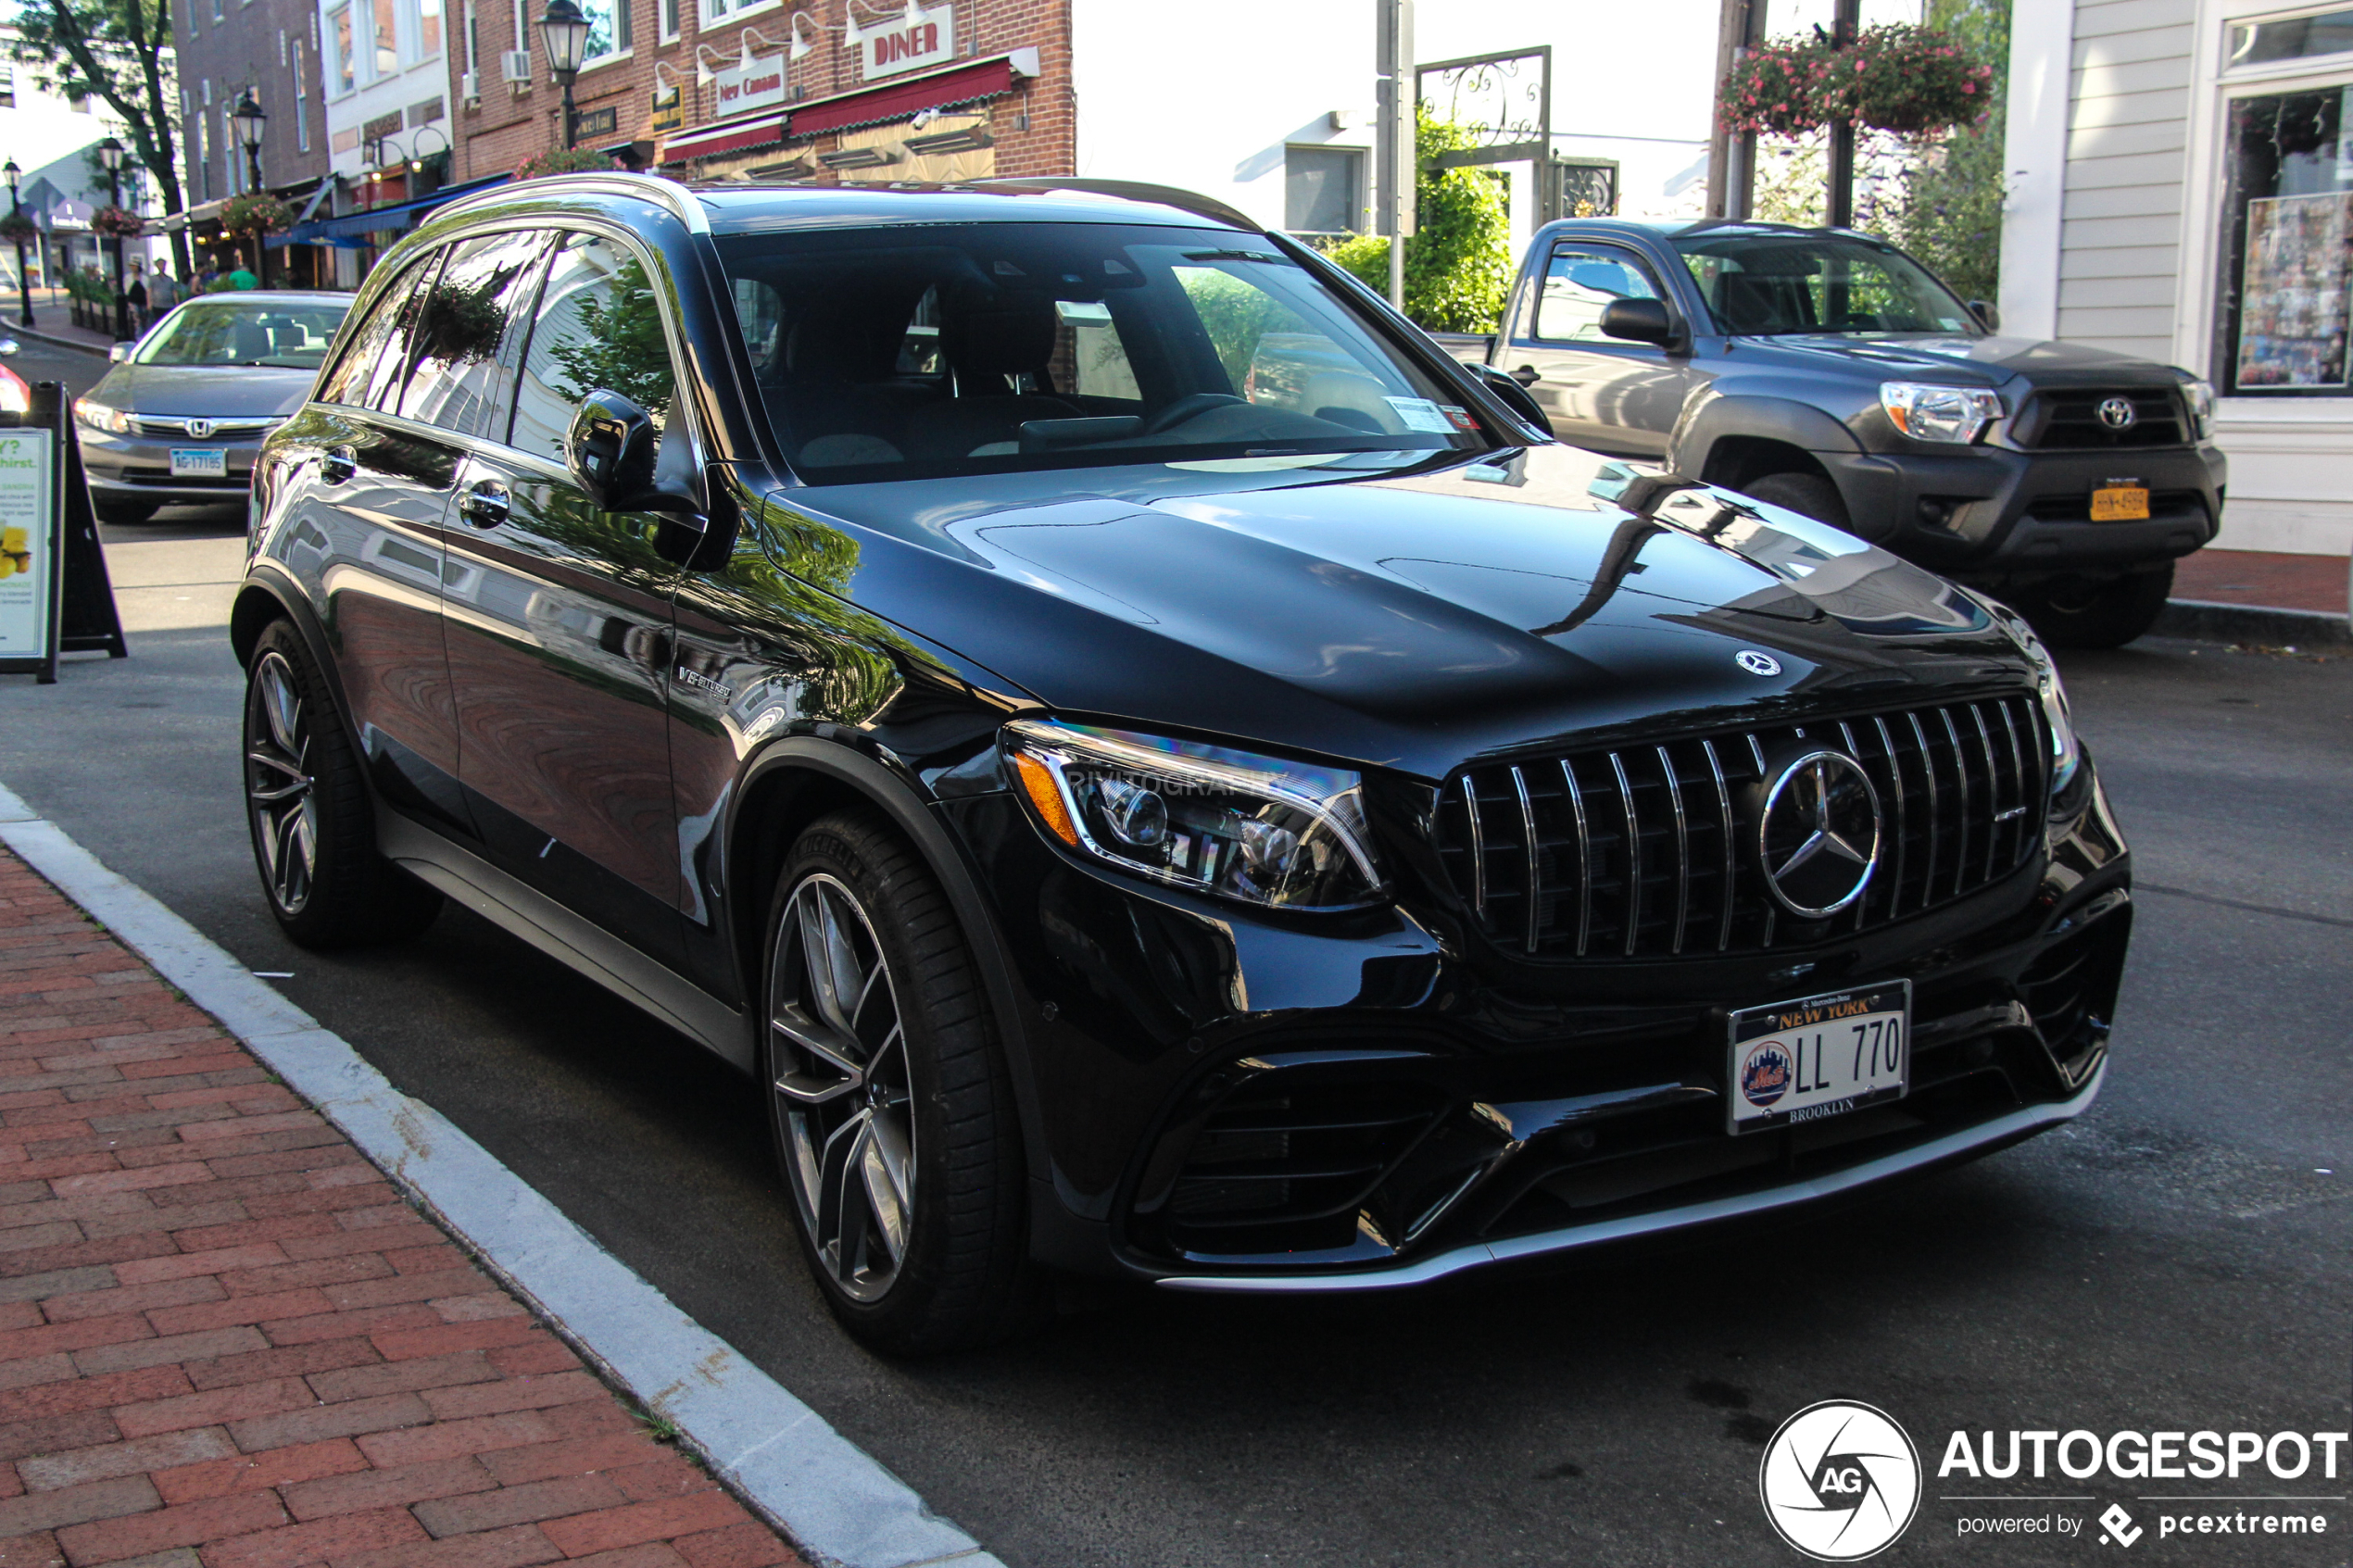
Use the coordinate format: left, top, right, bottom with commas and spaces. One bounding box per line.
234, 175, 2130, 1352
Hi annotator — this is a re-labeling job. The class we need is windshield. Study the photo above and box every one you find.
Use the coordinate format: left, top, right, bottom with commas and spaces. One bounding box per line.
1672, 232, 1981, 337
136, 300, 349, 370
712, 221, 1491, 482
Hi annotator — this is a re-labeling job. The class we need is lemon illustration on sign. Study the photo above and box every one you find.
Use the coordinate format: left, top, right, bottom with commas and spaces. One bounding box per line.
1, 526, 29, 579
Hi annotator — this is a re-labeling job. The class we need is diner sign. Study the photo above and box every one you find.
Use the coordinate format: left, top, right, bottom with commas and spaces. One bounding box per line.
861, 4, 954, 81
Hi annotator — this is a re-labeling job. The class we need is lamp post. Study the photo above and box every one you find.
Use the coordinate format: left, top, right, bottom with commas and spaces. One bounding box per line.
97, 136, 129, 341
538, 0, 590, 151
233, 90, 270, 289
2, 160, 30, 329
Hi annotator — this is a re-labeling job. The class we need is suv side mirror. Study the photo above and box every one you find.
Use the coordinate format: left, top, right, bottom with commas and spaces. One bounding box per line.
108, 343, 132, 363
1599, 298, 1676, 347
1968, 299, 2001, 332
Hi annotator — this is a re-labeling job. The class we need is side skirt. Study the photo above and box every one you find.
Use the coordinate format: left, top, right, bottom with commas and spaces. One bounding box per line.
378, 809, 752, 1071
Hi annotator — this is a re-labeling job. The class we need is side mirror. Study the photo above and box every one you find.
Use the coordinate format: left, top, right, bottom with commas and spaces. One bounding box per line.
1968, 299, 2001, 332
567, 390, 703, 521
1474, 362, 1554, 440
108, 343, 132, 362
1599, 298, 1676, 347
567, 390, 661, 512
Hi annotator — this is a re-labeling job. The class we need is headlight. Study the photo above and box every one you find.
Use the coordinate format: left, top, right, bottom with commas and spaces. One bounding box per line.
1971, 595, 2082, 796
72, 398, 132, 434
2181, 378, 2215, 440
1002, 719, 1385, 910
1879, 382, 2003, 444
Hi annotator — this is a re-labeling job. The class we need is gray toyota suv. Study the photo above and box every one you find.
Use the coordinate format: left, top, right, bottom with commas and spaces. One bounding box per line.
1488, 220, 2227, 646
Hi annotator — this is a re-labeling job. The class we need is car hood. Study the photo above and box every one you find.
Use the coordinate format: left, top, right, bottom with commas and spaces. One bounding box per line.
1728, 332, 2186, 392
91, 362, 317, 418
776, 445, 2027, 780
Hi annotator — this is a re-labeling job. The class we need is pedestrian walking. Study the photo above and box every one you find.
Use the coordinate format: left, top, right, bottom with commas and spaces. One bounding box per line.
145, 262, 181, 318
224, 250, 258, 291
126, 259, 148, 333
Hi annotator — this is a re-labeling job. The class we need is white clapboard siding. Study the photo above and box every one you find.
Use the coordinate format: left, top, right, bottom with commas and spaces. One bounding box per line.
2057, 0, 2195, 360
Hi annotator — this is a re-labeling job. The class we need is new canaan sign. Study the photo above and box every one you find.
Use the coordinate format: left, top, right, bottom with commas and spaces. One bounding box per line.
714, 52, 786, 115
861, 4, 954, 81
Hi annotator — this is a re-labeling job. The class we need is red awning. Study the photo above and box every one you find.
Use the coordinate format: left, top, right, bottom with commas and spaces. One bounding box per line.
664, 112, 789, 162
790, 56, 1014, 138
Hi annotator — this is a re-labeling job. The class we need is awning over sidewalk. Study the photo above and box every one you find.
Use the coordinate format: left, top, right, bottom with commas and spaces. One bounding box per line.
288, 172, 510, 243
788, 52, 1030, 139
662, 113, 789, 162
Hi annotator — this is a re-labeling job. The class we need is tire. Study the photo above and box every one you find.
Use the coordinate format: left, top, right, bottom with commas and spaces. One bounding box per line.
1741, 470, 1851, 530
2010, 562, 2173, 649
97, 501, 157, 526
242, 621, 443, 947
761, 810, 1039, 1355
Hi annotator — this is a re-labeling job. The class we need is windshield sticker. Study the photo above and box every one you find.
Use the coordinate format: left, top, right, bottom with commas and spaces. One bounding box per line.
1385, 397, 1456, 434
1439, 405, 1478, 432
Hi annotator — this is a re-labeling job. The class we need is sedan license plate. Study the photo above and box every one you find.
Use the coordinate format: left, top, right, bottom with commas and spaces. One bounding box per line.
1727, 981, 1910, 1134
2090, 484, 2149, 521
169, 447, 227, 479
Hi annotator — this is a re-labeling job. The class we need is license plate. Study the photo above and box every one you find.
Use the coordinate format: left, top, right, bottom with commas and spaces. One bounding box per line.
169, 447, 226, 478
2090, 484, 2149, 521
1727, 980, 1910, 1134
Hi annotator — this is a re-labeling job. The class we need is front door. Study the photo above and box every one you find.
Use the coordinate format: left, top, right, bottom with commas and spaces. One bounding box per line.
441, 229, 691, 964
1504, 242, 1692, 457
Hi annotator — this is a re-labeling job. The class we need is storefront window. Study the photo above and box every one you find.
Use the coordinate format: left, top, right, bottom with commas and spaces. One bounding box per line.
332, 6, 354, 92
373, 0, 398, 75
2216, 88, 2353, 395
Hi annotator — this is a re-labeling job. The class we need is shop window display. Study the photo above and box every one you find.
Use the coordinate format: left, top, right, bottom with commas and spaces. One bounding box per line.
2217, 87, 2353, 394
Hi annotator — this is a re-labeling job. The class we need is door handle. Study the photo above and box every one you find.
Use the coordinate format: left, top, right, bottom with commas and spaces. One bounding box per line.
458, 481, 510, 528
1511, 365, 1542, 387
319, 445, 357, 483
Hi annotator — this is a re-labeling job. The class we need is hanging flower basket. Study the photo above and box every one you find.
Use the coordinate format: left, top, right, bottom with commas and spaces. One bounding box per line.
512, 146, 615, 181
90, 205, 146, 238
1720, 24, 1994, 138
219, 193, 296, 239
0, 210, 36, 245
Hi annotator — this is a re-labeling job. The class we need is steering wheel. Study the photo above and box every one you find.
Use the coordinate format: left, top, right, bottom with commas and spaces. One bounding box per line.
1142, 393, 1247, 435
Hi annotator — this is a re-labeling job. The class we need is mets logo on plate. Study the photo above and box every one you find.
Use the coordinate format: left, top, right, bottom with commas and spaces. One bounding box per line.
1741, 1041, 1793, 1109
1758, 1400, 1921, 1561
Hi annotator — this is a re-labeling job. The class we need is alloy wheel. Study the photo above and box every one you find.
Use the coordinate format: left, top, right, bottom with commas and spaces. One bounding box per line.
245, 650, 319, 916
768, 872, 916, 1303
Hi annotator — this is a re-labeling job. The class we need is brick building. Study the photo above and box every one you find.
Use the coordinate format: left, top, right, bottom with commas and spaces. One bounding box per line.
448, 0, 1073, 192
169, 0, 336, 285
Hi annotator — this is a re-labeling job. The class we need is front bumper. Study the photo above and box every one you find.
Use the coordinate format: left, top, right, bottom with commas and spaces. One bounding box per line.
948, 758, 2133, 1292
79, 427, 263, 508
1818, 441, 2226, 581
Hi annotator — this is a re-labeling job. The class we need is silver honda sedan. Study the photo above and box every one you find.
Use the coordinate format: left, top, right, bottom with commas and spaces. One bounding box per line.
75, 291, 351, 523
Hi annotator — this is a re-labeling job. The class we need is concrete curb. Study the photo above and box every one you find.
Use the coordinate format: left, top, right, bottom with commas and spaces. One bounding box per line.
2156, 597, 2351, 648
6, 320, 117, 358
0, 780, 1003, 1568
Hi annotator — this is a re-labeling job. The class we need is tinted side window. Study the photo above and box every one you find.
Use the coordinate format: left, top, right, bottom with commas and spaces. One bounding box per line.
396, 230, 552, 435
510, 232, 680, 460
359, 251, 447, 413
1534, 245, 1667, 343
316, 257, 431, 408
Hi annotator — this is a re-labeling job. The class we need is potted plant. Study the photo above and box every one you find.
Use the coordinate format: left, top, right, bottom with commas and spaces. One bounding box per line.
1721, 24, 1993, 138
512, 147, 616, 181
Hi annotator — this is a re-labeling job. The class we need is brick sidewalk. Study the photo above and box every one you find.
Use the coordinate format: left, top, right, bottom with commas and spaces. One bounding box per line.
0, 847, 807, 1568
2174, 547, 2348, 618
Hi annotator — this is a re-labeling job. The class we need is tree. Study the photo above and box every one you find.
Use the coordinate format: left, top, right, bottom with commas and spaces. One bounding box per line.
1327, 109, 1513, 332
9, 0, 189, 276
1886, 0, 2009, 305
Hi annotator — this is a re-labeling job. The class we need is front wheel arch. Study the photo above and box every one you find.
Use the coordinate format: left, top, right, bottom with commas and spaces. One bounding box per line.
725, 737, 1050, 1192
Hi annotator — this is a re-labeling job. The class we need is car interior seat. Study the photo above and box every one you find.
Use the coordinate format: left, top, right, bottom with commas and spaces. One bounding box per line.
903, 293, 1080, 459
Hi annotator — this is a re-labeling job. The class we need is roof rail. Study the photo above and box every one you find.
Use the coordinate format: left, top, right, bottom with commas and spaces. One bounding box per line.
430, 171, 711, 234
967, 178, 1258, 232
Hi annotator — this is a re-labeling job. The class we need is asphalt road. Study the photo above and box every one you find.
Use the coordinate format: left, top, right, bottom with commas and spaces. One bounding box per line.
2, 330, 2347, 1565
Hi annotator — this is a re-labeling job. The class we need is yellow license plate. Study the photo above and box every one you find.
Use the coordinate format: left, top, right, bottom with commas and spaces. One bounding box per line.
2091, 485, 2150, 521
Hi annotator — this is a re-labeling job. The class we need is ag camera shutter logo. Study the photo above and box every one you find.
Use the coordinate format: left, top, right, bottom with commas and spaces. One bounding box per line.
1759, 1399, 1922, 1561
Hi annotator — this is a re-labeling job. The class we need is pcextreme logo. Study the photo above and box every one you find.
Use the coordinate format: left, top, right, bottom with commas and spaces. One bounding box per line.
1758, 1400, 1924, 1561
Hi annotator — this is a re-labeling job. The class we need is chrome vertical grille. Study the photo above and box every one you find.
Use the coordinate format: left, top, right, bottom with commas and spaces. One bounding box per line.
1435, 696, 2047, 960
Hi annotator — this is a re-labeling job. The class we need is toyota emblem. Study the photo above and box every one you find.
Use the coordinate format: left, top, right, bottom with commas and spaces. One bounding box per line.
2095, 396, 2137, 432
1757, 751, 1882, 919
184, 418, 214, 439
1736, 650, 1782, 677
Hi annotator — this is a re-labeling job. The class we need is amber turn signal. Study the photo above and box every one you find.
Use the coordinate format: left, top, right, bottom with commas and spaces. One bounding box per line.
1011, 750, 1079, 847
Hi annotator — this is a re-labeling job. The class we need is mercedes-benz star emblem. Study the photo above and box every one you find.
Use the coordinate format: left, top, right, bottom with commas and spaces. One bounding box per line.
2095, 396, 2137, 431
1736, 650, 1781, 677
1758, 750, 1882, 919
184, 419, 214, 439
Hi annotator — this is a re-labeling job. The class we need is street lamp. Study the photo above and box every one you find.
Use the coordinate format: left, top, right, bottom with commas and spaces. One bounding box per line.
538, 0, 590, 151
96, 135, 129, 342
232, 91, 270, 288
2, 159, 31, 330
